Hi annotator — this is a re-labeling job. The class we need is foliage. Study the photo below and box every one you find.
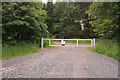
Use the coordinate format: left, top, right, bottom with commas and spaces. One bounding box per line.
44, 2, 54, 36
86, 2, 120, 40
44, 2, 96, 38
2, 2, 49, 45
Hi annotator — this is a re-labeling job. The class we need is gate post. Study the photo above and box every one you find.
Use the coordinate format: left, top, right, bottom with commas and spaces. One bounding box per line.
77, 40, 78, 46
41, 38, 44, 50
49, 39, 51, 46
93, 38, 95, 48
91, 39, 93, 47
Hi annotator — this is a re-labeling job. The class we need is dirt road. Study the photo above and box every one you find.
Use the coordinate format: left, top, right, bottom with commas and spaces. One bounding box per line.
1, 44, 118, 78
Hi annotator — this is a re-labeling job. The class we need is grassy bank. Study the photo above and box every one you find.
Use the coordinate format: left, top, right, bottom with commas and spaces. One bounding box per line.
2, 40, 55, 60
90, 39, 119, 61
2, 42, 42, 60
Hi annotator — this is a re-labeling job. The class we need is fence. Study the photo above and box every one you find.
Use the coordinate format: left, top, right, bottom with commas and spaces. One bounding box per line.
41, 38, 95, 49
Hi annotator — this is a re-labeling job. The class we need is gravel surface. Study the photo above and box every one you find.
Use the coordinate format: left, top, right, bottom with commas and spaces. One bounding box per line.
1, 43, 118, 78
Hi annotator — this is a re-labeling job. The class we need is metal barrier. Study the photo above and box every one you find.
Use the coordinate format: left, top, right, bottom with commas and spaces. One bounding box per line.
41, 38, 95, 49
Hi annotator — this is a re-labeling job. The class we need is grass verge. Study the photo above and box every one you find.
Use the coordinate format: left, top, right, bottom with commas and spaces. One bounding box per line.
2, 40, 55, 60
2, 43, 41, 60
89, 39, 119, 61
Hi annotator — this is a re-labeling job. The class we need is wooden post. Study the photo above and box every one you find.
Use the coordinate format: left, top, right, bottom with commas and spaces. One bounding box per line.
41, 38, 44, 49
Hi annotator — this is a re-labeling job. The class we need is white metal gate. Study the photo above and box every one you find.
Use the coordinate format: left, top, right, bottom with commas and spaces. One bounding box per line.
41, 38, 95, 49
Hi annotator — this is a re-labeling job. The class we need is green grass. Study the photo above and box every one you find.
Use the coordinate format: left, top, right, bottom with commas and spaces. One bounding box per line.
2, 43, 42, 60
2, 40, 55, 60
90, 39, 119, 61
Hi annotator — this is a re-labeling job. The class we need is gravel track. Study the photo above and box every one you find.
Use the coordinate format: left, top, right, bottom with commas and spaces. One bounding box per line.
1, 43, 118, 78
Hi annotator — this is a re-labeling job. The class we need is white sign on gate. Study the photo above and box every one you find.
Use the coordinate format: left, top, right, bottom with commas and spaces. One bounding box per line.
61, 40, 65, 45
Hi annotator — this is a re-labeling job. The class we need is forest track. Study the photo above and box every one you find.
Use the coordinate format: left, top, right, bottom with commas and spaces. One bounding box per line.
1, 43, 118, 78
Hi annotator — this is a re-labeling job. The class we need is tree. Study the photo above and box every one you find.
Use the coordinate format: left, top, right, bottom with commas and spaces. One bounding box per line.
45, 0, 54, 36
49, 2, 94, 38
86, 2, 120, 39
2, 2, 49, 44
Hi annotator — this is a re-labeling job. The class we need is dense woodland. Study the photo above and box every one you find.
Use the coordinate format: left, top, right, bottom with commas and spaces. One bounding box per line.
2, 2, 120, 45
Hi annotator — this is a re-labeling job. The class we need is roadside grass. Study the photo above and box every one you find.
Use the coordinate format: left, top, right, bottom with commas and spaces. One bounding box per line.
2, 42, 42, 60
89, 39, 119, 61
2, 40, 55, 60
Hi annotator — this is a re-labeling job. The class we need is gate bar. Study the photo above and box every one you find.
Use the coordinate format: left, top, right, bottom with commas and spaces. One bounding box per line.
44, 39, 92, 41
